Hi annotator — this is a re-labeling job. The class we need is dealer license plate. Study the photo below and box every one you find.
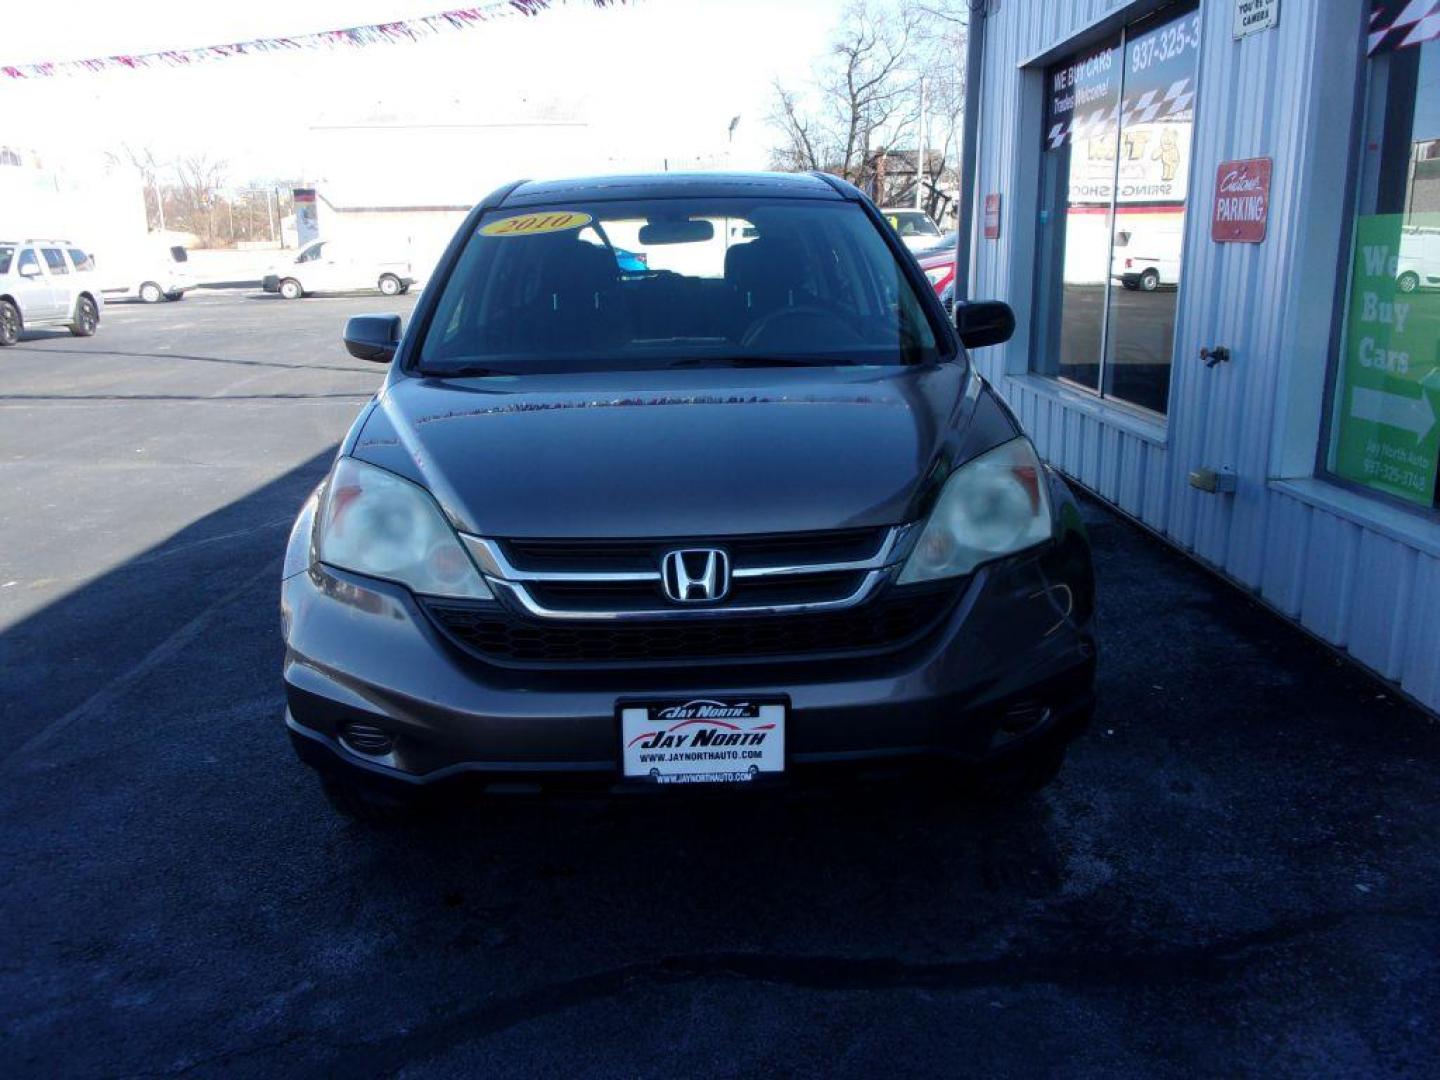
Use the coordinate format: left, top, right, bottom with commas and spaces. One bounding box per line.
620, 698, 786, 784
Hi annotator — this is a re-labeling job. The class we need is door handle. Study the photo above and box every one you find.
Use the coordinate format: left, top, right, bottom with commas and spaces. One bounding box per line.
1200, 345, 1231, 368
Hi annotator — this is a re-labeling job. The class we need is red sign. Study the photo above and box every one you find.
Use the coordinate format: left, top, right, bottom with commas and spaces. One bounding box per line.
983, 193, 1001, 240
1211, 158, 1272, 243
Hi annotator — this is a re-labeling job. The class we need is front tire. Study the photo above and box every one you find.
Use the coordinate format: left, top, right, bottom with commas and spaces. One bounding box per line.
69, 296, 98, 337
138, 281, 164, 304
1397, 271, 1420, 294
0, 299, 20, 346
1138, 268, 1160, 292
319, 774, 419, 826
378, 274, 402, 296
279, 278, 304, 300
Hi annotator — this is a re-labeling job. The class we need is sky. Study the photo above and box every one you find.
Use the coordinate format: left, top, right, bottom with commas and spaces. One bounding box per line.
2, 0, 845, 189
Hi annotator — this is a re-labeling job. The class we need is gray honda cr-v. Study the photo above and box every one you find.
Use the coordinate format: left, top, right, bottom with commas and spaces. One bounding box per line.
281, 172, 1096, 821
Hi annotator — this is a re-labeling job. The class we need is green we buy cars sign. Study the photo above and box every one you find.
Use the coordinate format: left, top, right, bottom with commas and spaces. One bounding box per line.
1333, 214, 1440, 506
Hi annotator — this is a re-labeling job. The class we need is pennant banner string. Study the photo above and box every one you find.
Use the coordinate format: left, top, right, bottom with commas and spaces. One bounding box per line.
2, 1, 627, 79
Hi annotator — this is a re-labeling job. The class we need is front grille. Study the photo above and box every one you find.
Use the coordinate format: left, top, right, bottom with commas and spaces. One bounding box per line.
423, 587, 956, 668
474, 525, 902, 619
502, 527, 888, 575
524, 570, 866, 614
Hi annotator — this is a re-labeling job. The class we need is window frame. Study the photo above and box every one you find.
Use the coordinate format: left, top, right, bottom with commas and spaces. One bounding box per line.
1028, 0, 1202, 420
40, 247, 70, 275
1313, 29, 1440, 519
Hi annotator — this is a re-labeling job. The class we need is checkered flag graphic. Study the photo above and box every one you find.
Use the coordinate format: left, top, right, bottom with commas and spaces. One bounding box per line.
1121, 79, 1195, 128
1047, 105, 1113, 150
1047, 77, 1194, 150
1368, 0, 1440, 55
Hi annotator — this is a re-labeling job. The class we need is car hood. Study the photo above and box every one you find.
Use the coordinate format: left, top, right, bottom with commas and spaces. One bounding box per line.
350, 365, 1001, 539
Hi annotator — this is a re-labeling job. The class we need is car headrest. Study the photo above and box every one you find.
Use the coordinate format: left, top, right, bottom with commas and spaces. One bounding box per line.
726, 235, 809, 306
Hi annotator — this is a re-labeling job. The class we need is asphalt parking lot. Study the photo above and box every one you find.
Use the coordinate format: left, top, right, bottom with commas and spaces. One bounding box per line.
2, 291, 1438, 1078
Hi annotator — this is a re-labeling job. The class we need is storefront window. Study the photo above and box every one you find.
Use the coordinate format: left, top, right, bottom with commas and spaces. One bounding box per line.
1326, 7, 1440, 509
1032, 3, 1201, 415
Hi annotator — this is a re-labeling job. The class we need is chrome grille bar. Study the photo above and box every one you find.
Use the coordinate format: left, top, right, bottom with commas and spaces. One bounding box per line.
459, 525, 913, 621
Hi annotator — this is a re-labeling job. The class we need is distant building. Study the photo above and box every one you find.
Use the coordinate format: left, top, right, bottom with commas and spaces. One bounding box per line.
0, 145, 146, 253
300, 98, 750, 277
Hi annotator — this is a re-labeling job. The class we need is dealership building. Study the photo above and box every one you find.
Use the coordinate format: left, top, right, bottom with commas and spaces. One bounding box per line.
957, 0, 1440, 712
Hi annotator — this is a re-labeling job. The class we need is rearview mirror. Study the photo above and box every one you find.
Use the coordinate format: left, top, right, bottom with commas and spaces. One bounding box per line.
638, 218, 714, 245
343, 314, 401, 363
953, 300, 1015, 349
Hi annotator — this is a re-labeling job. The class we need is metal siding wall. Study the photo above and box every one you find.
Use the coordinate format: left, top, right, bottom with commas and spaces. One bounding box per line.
972, 0, 1440, 715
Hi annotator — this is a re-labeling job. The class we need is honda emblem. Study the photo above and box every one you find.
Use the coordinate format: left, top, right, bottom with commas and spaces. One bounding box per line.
660, 548, 730, 603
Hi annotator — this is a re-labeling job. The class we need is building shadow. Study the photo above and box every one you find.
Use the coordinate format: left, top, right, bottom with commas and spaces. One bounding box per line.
0, 447, 338, 763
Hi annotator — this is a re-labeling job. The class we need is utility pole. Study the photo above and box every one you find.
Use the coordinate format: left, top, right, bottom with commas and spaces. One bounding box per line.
915, 76, 926, 211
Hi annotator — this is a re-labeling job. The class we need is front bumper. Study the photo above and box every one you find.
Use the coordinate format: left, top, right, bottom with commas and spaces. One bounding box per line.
281, 525, 1097, 794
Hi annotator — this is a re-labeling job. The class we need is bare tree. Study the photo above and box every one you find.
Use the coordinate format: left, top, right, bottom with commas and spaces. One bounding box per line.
106, 143, 169, 231
172, 154, 228, 247
769, 0, 969, 220
770, 80, 826, 173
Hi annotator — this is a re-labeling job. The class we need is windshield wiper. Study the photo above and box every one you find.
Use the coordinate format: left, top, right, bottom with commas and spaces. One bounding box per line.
418, 364, 522, 378
666, 356, 841, 369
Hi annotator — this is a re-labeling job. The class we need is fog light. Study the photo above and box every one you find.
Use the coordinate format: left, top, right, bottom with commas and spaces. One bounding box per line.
994, 701, 1050, 744
341, 722, 394, 756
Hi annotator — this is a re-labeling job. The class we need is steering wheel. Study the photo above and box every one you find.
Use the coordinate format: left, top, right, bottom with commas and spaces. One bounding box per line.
739, 305, 864, 349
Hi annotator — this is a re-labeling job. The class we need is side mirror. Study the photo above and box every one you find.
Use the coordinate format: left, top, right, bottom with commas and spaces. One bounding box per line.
343, 314, 401, 363
19, 263, 41, 278
953, 300, 1015, 349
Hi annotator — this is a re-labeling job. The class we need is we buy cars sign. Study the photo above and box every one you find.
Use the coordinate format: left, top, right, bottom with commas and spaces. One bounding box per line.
1212, 158, 1272, 243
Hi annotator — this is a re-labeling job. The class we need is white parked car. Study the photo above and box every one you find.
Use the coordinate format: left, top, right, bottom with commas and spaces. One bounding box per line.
0, 239, 104, 346
99, 244, 192, 303
1396, 226, 1440, 294
1111, 225, 1183, 291
262, 239, 414, 300
881, 208, 944, 252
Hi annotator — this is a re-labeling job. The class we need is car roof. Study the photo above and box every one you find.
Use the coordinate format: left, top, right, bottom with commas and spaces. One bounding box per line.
497, 172, 850, 209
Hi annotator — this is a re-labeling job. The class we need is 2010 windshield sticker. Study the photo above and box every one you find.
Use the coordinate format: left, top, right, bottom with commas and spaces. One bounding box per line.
479, 211, 592, 238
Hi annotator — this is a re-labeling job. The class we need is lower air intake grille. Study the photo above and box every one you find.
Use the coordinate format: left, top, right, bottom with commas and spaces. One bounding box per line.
423, 588, 956, 667
341, 722, 394, 755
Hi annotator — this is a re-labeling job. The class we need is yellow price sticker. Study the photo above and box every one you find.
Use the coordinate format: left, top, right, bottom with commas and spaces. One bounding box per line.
479, 210, 593, 238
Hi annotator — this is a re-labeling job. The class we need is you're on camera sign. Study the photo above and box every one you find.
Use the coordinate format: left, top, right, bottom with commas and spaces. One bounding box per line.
1234, 0, 1280, 39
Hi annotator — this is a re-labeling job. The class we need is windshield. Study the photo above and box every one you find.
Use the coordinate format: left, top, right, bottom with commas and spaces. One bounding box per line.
415, 196, 946, 375
887, 211, 941, 238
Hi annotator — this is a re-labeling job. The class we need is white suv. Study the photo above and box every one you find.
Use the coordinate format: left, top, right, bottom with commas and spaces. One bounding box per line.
0, 240, 104, 345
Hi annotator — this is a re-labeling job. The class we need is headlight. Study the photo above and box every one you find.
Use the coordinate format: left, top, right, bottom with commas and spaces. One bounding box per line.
898, 437, 1053, 584
315, 457, 492, 599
